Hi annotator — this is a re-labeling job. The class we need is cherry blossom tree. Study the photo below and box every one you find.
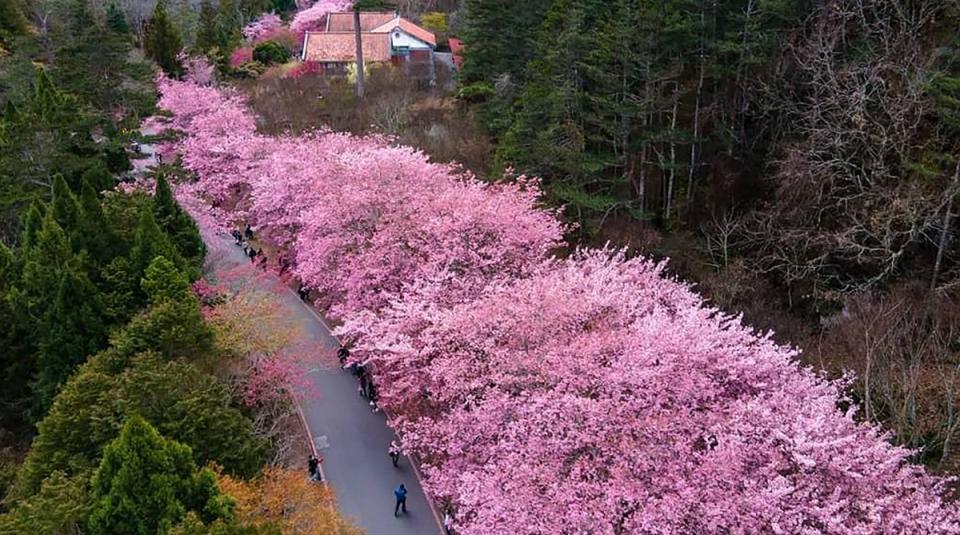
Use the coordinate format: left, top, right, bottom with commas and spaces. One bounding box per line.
344, 249, 960, 534
291, 0, 353, 39
242, 12, 284, 43
151, 76, 960, 535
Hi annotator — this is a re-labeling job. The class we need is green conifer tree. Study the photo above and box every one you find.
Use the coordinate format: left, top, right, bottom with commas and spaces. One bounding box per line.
19, 201, 46, 249
0, 0, 28, 40
76, 179, 118, 265
51, 174, 81, 235
32, 267, 106, 416
195, 0, 220, 53
154, 173, 205, 268
87, 415, 233, 535
130, 207, 180, 280
216, 0, 242, 53
144, 0, 184, 77
106, 2, 130, 34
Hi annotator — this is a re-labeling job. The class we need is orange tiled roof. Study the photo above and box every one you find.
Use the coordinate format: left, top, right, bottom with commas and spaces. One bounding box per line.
371, 17, 437, 47
303, 32, 392, 63
326, 11, 397, 32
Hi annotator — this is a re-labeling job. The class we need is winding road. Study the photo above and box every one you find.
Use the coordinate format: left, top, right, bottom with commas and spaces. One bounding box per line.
211, 237, 442, 535
136, 137, 442, 535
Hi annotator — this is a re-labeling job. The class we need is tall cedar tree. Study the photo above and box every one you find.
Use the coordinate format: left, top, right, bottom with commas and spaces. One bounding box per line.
53, 0, 132, 111
32, 266, 106, 417
87, 415, 233, 534
51, 174, 81, 238
460, 0, 551, 87
154, 174, 205, 267
106, 2, 130, 34
130, 207, 182, 283
217, 0, 243, 53
75, 179, 118, 266
195, 0, 220, 53
0, 0, 28, 40
145, 0, 184, 77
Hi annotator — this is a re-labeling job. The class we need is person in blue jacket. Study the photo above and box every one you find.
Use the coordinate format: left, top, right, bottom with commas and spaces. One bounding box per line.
394, 483, 408, 517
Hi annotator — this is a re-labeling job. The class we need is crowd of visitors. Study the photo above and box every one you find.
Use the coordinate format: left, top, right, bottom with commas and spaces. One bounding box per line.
232, 225, 455, 531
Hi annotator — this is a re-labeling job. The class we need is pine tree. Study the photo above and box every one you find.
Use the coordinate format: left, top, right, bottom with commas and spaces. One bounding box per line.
217, 0, 243, 53
154, 174, 205, 268
270, 0, 297, 14
460, 0, 551, 86
19, 201, 46, 249
88, 415, 234, 535
76, 179, 118, 265
51, 174, 81, 235
0, 0, 28, 40
53, 0, 128, 109
80, 162, 116, 194
195, 0, 220, 54
240, 0, 271, 20
130, 207, 181, 282
145, 0, 184, 77
106, 2, 130, 34
20, 213, 75, 316
141, 255, 192, 305
32, 267, 106, 417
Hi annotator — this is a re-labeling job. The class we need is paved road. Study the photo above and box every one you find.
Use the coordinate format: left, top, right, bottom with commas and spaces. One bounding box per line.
137, 136, 441, 535
210, 240, 441, 534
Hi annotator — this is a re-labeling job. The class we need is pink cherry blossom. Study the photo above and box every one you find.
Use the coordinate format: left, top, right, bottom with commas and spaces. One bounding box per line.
151, 77, 960, 535
230, 47, 254, 67
291, 0, 353, 39
243, 12, 284, 43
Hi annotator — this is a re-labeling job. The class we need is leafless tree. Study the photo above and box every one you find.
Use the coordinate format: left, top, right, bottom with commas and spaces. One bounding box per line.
824, 288, 960, 469
746, 0, 959, 296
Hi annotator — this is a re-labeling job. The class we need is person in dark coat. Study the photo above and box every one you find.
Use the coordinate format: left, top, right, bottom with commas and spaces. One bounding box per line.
394, 484, 408, 517
307, 454, 321, 481
388, 441, 400, 467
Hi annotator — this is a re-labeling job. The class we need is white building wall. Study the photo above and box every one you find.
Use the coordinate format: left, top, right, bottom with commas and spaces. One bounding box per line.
388, 28, 433, 51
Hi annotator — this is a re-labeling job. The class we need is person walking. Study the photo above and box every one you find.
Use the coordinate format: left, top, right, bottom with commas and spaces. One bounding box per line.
368, 381, 379, 412
358, 373, 369, 399
337, 344, 350, 367
393, 484, 408, 517
307, 454, 321, 482
388, 441, 400, 467
443, 510, 454, 535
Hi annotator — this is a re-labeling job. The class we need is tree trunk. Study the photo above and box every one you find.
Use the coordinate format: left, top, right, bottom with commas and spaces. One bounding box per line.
687, 8, 706, 202
354, 8, 366, 98
734, 0, 757, 150
931, 161, 960, 292
665, 83, 679, 220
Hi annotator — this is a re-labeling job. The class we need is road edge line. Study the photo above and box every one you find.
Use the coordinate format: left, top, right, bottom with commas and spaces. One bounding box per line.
283, 283, 446, 534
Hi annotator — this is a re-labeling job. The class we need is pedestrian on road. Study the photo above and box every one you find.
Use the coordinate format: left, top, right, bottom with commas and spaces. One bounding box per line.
394, 484, 408, 517
156, 152, 163, 165
368, 381, 379, 412
359, 375, 369, 399
308, 454, 321, 482
244, 225, 253, 240
388, 441, 400, 467
298, 284, 309, 301
443, 510, 454, 534
337, 344, 350, 367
